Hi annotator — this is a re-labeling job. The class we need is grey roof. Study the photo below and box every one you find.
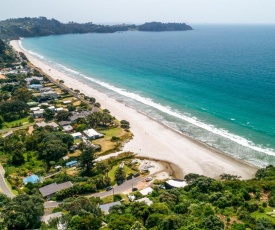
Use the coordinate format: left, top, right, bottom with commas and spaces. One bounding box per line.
69, 111, 90, 121
100, 201, 121, 214
39, 181, 73, 197
41, 212, 63, 224
59, 121, 71, 126
63, 125, 73, 132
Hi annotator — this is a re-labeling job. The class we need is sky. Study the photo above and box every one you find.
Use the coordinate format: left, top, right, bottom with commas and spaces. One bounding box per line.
1, 0, 275, 24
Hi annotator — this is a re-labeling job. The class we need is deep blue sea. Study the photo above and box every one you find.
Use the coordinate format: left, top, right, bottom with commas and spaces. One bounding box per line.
21, 25, 275, 167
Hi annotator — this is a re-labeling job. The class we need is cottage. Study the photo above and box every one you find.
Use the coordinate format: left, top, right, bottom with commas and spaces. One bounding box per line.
23, 175, 40, 184
30, 107, 40, 112
56, 108, 64, 112
36, 121, 59, 129
25, 76, 44, 84
83, 128, 104, 140
39, 181, 73, 198
71, 132, 82, 140
139, 187, 154, 196
63, 100, 71, 105
27, 101, 39, 107
66, 160, 78, 168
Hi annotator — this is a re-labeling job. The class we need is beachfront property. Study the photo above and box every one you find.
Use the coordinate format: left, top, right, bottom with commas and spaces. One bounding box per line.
25, 76, 44, 84
83, 128, 104, 140
29, 84, 43, 89
69, 111, 90, 122
39, 87, 52, 92
39, 181, 73, 198
40, 90, 58, 99
71, 132, 82, 140
23, 175, 40, 184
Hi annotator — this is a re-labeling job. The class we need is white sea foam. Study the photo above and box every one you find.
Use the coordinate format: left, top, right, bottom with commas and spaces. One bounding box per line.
77, 74, 275, 157
18, 40, 45, 60
22, 43, 275, 158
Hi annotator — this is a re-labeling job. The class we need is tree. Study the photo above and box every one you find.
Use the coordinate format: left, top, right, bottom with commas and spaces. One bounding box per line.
255, 218, 274, 230
69, 214, 102, 230
0, 115, 4, 128
43, 108, 55, 121
56, 110, 70, 121
80, 145, 96, 173
0, 100, 29, 121
130, 221, 146, 230
115, 167, 126, 182
40, 140, 68, 164
2, 194, 44, 230
30, 79, 40, 85
12, 87, 32, 102
120, 120, 130, 129
11, 150, 25, 166
3, 93, 10, 101
201, 215, 224, 230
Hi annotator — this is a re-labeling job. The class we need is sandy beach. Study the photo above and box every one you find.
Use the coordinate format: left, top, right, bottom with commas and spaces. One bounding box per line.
10, 40, 258, 180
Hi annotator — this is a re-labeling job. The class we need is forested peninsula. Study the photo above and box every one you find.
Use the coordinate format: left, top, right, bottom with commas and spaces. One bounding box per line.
0, 17, 193, 40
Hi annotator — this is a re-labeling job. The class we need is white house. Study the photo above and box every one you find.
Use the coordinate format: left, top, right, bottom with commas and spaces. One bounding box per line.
83, 128, 104, 140
71, 132, 82, 140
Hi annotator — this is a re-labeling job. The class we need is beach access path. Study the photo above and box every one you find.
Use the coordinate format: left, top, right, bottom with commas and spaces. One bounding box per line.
10, 40, 258, 180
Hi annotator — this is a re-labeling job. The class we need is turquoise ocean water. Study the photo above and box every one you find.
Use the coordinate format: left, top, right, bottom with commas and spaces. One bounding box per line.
21, 25, 275, 167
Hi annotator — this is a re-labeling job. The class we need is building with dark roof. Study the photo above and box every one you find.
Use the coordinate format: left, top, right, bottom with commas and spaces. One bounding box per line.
39, 181, 73, 198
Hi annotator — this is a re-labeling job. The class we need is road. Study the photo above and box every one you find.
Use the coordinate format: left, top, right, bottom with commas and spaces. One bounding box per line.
88, 176, 145, 198
0, 164, 15, 198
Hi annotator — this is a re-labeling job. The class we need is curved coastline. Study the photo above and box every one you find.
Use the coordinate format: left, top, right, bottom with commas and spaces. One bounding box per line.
10, 39, 258, 179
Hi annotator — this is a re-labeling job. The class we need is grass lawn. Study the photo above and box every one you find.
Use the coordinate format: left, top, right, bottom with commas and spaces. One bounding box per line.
2, 117, 30, 129
5, 179, 18, 195
252, 207, 275, 224
101, 194, 129, 204
108, 165, 138, 183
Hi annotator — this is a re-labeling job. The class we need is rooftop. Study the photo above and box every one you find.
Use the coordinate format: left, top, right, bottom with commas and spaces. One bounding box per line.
39, 181, 73, 197
165, 179, 188, 188
83, 128, 100, 137
100, 202, 121, 214
23, 175, 39, 184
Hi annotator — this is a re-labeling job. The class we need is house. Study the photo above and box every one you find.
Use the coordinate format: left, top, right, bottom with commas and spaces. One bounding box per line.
39, 181, 73, 198
36, 121, 59, 129
71, 132, 82, 140
100, 202, 121, 214
66, 160, 78, 168
23, 175, 40, 184
62, 125, 73, 133
63, 100, 71, 105
27, 101, 39, 107
165, 179, 188, 189
59, 121, 71, 126
83, 128, 104, 140
30, 107, 40, 112
139, 187, 153, 196
69, 111, 90, 122
29, 84, 43, 89
33, 109, 44, 118
56, 108, 64, 113
41, 212, 63, 225
41, 90, 58, 99
48, 106, 56, 111
25, 76, 44, 84
39, 87, 52, 92
2, 131, 13, 138
136, 197, 153, 206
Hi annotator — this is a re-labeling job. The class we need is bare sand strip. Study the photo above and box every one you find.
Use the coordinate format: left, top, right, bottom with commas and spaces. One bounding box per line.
10, 40, 258, 179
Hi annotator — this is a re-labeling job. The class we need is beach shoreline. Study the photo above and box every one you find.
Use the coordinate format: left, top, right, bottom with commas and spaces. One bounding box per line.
10, 39, 258, 180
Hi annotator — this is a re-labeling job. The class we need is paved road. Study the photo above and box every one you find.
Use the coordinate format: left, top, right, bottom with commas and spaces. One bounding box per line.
88, 176, 145, 198
0, 164, 15, 198
0, 123, 34, 134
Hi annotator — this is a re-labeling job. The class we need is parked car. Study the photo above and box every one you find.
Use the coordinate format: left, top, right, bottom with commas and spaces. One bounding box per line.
106, 186, 113, 191
132, 187, 138, 192
133, 173, 140, 178
127, 174, 133, 180
145, 177, 153, 182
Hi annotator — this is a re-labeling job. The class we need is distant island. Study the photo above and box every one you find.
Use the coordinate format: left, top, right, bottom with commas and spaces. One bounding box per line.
0, 17, 193, 40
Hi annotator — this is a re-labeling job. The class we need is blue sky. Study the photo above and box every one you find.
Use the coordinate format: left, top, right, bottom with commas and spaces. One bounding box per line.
2, 0, 275, 24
